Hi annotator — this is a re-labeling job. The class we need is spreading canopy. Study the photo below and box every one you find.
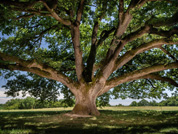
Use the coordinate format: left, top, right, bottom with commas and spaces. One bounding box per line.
0, 0, 178, 107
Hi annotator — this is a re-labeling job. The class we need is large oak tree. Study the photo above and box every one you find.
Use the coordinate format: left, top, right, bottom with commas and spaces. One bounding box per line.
0, 0, 178, 115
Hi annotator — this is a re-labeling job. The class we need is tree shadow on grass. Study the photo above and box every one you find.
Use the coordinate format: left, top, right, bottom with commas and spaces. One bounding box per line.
0, 110, 178, 134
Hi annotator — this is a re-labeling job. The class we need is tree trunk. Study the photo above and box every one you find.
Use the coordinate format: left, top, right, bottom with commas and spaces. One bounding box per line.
71, 90, 100, 116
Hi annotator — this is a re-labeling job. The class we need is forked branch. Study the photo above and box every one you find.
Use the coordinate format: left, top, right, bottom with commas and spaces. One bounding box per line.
41, 1, 71, 26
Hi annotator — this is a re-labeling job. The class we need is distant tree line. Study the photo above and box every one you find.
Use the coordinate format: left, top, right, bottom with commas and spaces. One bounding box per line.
0, 97, 75, 110
0, 96, 110, 110
129, 96, 178, 106
1, 95, 178, 110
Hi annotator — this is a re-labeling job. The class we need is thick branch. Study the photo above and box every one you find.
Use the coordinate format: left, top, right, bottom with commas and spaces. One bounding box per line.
69, 0, 85, 83
127, 0, 147, 12
0, 52, 76, 91
115, 39, 178, 71
71, 27, 83, 82
122, 24, 178, 50
42, 1, 71, 26
150, 27, 178, 38
76, 0, 85, 24
100, 9, 133, 82
123, 24, 178, 45
105, 8, 132, 62
119, 0, 124, 21
105, 0, 149, 63
99, 62, 178, 96
99, 0, 150, 81
0, 63, 50, 79
84, 21, 101, 82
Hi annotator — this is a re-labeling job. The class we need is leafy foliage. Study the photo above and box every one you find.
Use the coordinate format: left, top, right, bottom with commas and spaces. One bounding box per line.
0, 0, 178, 112
2, 72, 60, 102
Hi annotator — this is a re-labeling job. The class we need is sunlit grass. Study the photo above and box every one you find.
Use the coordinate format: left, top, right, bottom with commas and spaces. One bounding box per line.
0, 107, 72, 112
1, 106, 178, 112
160, 127, 178, 133
100, 106, 178, 111
0, 107, 178, 134
0, 129, 33, 134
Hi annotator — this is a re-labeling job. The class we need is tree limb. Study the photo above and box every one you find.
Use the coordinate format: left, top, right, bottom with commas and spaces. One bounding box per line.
150, 27, 178, 38
99, 0, 149, 82
99, 62, 178, 96
41, 1, 71, 26
105, 0, 153, 63
127, 0, 147, 12
115, 39, 178, 72
122, 24, 178, 45
99, 0, 137, 82
0, 52, 76, 92
70, 0, 85, 83
119, 0, 124, 21
76, 0, 85, 25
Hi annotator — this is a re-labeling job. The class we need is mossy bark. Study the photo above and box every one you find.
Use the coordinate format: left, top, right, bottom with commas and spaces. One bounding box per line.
71, 91, 100, 116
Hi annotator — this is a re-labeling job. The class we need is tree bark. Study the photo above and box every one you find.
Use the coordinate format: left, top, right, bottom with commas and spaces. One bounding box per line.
71, 88, 100, 116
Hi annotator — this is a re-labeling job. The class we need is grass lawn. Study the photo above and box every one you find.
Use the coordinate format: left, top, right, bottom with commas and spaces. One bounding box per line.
0, 106, 178, 134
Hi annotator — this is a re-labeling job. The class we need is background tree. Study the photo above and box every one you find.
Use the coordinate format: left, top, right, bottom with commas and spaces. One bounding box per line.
2, 72, 61, 103
4, 98, 22, 109
19, 97, 36, 109
149, 100, 158, 106
0, 104, 4, 110
0, 0, 178, 116
138, 99, 150, 106
130, 101, 138, 106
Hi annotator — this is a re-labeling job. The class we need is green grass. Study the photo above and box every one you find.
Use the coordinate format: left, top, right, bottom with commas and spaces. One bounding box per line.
0, 106, 178, 134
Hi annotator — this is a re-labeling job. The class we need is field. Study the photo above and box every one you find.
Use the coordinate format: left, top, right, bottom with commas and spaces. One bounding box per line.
0, 106, 178, 134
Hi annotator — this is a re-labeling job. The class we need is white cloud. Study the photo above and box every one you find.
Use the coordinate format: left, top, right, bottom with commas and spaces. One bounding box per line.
58, 94, 64, 100
0, 88, 7, 98
0, 97, 12, 104
0, 88, 31, 104
109, 99, 139, 106
0, 87, 6, 91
